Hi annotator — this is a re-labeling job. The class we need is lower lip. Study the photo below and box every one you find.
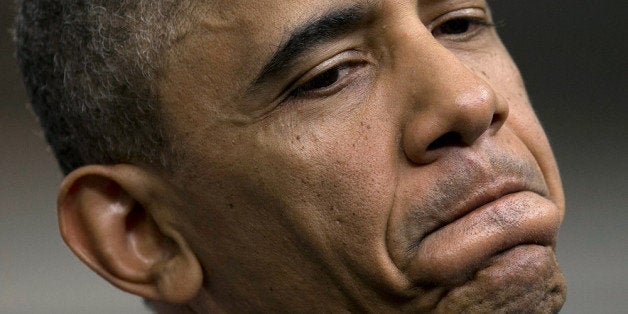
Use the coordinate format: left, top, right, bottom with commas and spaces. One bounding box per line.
404, 191, 562, 286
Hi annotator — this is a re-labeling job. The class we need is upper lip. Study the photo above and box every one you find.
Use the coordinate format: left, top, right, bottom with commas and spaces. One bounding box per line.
457, 179, 546, 224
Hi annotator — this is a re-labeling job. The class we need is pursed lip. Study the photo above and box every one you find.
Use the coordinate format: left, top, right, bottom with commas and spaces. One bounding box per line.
388, 149, 561, 287
451, 178, 549, 234
410, 178, 547, 252
404, 185, 561, 286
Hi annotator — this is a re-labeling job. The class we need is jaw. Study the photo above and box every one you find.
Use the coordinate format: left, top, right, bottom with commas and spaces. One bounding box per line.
312, 247, 566, 313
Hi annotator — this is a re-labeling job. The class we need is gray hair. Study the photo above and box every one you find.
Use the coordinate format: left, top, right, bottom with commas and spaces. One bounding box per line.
16, 0, 193, 174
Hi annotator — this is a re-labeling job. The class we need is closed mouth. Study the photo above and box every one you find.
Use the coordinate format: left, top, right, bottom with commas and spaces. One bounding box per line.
405, 189, 561, 286
384, 144, 562, 293
407, 179, 546, 254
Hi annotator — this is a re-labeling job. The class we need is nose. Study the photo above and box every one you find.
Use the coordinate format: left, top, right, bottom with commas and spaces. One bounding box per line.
399, 37, 509, 164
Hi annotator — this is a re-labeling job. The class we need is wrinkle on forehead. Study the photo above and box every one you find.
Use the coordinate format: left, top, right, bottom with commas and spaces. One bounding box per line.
182, 1, 297, 72
191, 0, 380, 44
195, 1, 290, 32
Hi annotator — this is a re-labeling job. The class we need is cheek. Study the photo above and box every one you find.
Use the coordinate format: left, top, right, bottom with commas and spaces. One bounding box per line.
458, 44, 564, 216
252, 110, 399, 241
505, 98, 565, 215
228, 103, 404, 278
479, 50, 565, 214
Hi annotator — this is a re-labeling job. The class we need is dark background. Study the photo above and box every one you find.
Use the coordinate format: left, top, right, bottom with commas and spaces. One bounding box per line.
1, 1, 626, 313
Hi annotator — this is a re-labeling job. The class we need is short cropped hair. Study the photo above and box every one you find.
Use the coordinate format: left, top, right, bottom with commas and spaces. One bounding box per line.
16, 0, 192, 174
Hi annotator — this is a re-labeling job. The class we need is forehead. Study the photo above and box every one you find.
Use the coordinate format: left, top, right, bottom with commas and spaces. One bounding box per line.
192, 1, 370, 72
160, 0, 368, 112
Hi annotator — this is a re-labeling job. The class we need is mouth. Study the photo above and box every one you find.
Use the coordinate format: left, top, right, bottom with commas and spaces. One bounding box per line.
404, 189, 562, 286
382, 146, 566, 311
386, 144, 564, 289
410, 177, 550, 252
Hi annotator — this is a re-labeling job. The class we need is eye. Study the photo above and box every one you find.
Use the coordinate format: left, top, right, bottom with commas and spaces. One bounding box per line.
432, 16, 494, 38
289, 61, 364, 98
297, 65, 346, 92
438, 18, 473, 35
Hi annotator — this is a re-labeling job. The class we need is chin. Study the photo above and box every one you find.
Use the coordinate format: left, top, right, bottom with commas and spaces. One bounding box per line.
433, 245, 566, 313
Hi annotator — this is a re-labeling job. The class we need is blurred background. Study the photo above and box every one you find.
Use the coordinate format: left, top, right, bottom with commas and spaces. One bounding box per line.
1, 1, 626, 313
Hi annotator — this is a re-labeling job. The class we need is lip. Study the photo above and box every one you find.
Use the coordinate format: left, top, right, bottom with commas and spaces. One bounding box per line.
405, 176, 548, 254
404, 190, 561, 286
426, 179, 544, 239
386, 146, 562, 289
454, 180, 546, 224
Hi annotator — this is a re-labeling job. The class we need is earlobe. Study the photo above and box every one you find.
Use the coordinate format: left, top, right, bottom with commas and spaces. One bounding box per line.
57, 165, 203, 303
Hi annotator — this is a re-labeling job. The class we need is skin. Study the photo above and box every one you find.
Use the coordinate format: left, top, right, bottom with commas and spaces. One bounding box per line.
57, 0, 566, 312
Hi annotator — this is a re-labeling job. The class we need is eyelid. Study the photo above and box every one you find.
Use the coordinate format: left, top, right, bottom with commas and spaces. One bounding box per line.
429, 7, 493, 36
283, 50, 369, 100
430, 7, 488, 28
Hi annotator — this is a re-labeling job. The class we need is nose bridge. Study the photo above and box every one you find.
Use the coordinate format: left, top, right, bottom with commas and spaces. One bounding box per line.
396, 31, 508, 164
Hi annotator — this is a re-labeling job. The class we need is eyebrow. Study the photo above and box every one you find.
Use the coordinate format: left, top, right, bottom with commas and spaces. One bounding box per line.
251, 4, 374, 87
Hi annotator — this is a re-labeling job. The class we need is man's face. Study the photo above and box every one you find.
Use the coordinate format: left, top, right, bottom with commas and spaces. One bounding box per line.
158, 0, 565, 311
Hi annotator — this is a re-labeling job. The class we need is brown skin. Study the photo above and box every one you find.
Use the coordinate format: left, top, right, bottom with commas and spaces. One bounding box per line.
58, 0, 566, 312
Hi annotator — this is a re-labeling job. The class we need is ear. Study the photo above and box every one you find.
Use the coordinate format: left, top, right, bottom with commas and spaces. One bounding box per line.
57, 164, 203, 303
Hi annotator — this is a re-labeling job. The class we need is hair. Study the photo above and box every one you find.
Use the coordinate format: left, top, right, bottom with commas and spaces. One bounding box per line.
15, 0, 194, 174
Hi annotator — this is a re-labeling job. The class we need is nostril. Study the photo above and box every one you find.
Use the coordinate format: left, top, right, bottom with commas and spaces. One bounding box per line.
427, 131, 464, 150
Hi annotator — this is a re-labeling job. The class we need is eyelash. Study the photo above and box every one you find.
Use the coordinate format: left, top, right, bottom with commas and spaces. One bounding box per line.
287, 16, 493, 99
432, 16, 495, 38
287, 58, 367, 99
